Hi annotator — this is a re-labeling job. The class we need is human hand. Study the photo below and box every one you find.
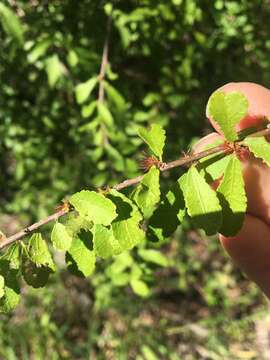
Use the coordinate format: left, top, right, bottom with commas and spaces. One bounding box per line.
195, 82, 270, 297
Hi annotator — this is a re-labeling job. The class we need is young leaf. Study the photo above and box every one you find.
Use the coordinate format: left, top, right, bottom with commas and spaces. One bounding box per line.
206, 91, 248, 141
93, 224, 121, 258
181, 166, 222, 235
217, 155, 247, 236
45, 55, 63, 87
70, 190, 117, 226
137, 124, 166, 160
75, 77, 97, 104
0, 275, 5, 298
0, 3, 24, 45
51, 222, 72, 251
243, 137, 270, 166
133, 166, 160, 218
67, 234, 95, 277
28, 233, 55, 271
112, 219, 145, 251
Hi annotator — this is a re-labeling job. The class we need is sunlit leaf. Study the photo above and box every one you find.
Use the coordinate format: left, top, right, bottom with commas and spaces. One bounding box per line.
206, 91, 248, 141
0, 3, 24, 45
137, 124, 166, 160
75, 77, 98, 104
51, 222, 72, 251
243, 137, 270, 166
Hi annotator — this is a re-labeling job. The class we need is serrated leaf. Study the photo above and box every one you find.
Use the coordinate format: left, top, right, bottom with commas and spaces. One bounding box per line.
217, 155, 247, 236
67, 234, 95, 277
93, 224, 121, 258
0, 268, 20, 313
45, 55, 63, 87
206, 91, 248, 141
108, 189, 142, 223
0, 243, 20, 269
137, 124, 166, 160
28, 233, 55, 271
70, 190, 117, 226
133, 166, 160, 218
112, 219, 145, 251
198, 139, 230, 180
182, 166, 222, 235
97, 102, 114, 126
0, 3, 24, 45
138, 249, 168, 267
0, 275, 5, 298
147, 174, 186, 242
243, 137, 270, 166
51, 222, 72, 251
22, 259, 51, 288
75, 77, 97, 104
130, 279, 150, 297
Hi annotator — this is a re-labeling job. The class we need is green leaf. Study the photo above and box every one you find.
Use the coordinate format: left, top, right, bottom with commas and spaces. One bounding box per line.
108, 189, 142, 223
0, 3, 24, 45
0, 243, 20, 269
133, 166, 160, 218
243, 137, 270, 166
137, 124, 166, 160
112, 218, 145, 251
0, 275, 5, 298
217, 155, 247, 236
51, 222, 72, 251
97, 102, 114, 126
104, 81, 126, 111
22, 259, 51, 288
0, 267, 20, 313
138, 249, 168, 267
67, 233, 95, 277
93, 224, 121, 258
45, 55, 63, 87
198, 139, 230, 180
81, 101, 97, 118
28, 233, 55, 271
70, 190, 117, 226
67, 49, 79, 67
27, 38, 51, 63
182, 166, 222, 235
206, 91, 248, 141
75, 77, 98, 104
147, 174, 186, 242
130, 279, 150, 297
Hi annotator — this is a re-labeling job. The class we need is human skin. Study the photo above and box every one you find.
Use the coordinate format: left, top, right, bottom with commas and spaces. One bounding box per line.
195, 82, 270, 297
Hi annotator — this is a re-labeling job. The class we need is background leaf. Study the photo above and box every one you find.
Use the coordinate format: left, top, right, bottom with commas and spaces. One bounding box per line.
75, 77, 98, 104
0, 3, 24, 45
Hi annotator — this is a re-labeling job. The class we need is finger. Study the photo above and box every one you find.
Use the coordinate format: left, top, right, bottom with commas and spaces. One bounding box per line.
220, 214, 270, 297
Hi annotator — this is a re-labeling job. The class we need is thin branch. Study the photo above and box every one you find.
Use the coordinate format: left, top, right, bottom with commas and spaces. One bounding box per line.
98, 14, 112, 103
1, 124, 269, 251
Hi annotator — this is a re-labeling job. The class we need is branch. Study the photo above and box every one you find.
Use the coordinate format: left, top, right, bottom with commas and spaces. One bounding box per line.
1, 124, 269, 251
98, 14, 112, 103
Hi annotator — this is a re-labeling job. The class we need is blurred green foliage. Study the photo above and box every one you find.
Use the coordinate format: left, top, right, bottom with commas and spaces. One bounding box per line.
0, 0, 270, 357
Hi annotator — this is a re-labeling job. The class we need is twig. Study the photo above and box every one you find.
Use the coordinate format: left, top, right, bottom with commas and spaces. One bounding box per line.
98, 15, 112, 103
2, 124, 269, 251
